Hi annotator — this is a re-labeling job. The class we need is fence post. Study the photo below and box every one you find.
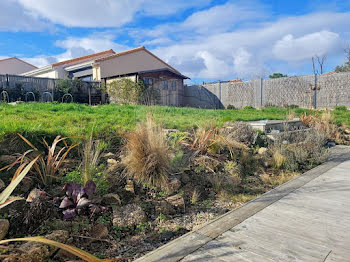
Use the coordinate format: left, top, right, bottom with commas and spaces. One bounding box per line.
260, 78, 263, 108
6, 74, 9, 88
313, 74, 317, 109
52, 80, 55, 102
88, 85, 91, 105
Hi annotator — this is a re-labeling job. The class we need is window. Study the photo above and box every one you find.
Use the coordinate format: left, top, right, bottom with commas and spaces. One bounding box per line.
143, 78, 153, 88
162, 80, 168, 90
78, 75, 93, 82
170, 80, 177, 91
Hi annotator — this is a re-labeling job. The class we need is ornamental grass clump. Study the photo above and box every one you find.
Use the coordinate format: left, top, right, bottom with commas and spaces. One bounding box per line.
121, 115, 171, 190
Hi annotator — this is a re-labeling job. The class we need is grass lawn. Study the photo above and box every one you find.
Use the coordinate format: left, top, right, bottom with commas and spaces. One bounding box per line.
0, 102, 348, 139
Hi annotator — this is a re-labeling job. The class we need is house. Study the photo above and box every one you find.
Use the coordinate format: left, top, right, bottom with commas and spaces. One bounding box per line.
22, 46, 188, 106
0, 57, 37, 75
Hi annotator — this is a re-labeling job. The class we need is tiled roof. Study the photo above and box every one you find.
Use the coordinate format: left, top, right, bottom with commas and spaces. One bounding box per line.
52, 49, 115, 67
95, 46, 180, 74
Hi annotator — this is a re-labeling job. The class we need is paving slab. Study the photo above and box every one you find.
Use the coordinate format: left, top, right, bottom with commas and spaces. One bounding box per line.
135, 146, 350, 262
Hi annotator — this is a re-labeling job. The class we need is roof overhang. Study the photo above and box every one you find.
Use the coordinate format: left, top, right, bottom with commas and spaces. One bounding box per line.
65, 61, 94, 72
138, 68, 190, 79
21, 65, 53, 76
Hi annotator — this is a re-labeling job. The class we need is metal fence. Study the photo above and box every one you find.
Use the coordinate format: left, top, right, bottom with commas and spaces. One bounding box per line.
0, 74, 103, 104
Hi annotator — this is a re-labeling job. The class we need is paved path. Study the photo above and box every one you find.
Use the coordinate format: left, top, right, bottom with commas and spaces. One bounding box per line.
136, 146, 350, 262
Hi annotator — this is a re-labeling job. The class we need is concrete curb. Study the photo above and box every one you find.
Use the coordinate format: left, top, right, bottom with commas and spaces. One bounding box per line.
135, 146, 350, 262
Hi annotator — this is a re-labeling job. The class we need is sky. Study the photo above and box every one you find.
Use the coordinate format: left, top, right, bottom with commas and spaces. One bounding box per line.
1, 0, 350, 83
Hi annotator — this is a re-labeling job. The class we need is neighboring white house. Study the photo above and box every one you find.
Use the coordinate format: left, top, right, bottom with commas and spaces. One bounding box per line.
0, 57, 37, 75
22, 49, 115, 79
22, 46, 188, 106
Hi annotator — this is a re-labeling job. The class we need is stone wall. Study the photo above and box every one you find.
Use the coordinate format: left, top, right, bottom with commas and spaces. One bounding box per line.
183, 72, 350, 109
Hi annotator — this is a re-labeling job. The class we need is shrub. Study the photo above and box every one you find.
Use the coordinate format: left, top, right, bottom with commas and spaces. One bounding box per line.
300, 111, 343, 143
220, 121, 258, 146
121, 115, 171, 190
272, 129, 328, 171
107, 78, 143, 105
273, 151, 286, 169
243, 105, 255, 110
183, 127, 218, 156
226, 105, 236, 110
334, 105, 347, 111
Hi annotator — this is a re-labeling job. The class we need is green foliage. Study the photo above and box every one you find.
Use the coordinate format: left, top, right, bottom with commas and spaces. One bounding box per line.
334, 105, 347, 111
243, 105, 255, 110
107, 78, 143, 105
227, 105, 236, 109
335, 61, 350, 72
64, 166, 108, 194
269, 73, 288, 78
1, 103, 349, 140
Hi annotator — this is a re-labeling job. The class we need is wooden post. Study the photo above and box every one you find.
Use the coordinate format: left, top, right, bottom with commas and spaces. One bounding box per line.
88, 85, 91, 105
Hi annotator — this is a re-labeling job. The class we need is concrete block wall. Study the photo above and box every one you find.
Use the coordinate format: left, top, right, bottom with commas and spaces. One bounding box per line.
183, 72, 350, 109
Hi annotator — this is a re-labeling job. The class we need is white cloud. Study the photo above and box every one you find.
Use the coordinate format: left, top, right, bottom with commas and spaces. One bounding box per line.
23, 33, 130, 67
273, 31, 340, 61
141, 0, 211, 16
151, 11, 350, 79
15, 0, 211, 28
0, 0, 47, 31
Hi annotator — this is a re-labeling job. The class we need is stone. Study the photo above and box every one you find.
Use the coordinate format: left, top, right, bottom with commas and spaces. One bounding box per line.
102, 152, 115, 158
125, 179, 135, 194
0, 178, 5, 190
258, 147, 268, 155
113, 203, 146, 227
90, 223, 108, 239
107, 158, 119, 172
0, 219, 9, 240
168, 178, 181, 194
4, 230, 68, 262
26, 188, 45, 202
156, 201, 176, 215
102, 193, 121, 205
166, 194, 185, 209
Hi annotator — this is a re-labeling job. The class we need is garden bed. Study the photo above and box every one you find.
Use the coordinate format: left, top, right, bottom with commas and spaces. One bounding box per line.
0, 104, 350, 261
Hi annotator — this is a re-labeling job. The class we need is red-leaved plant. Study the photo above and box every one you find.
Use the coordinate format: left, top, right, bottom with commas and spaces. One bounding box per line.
59, 180, 103, 219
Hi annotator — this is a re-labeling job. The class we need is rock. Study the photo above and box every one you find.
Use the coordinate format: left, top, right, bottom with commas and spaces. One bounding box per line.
155, 201, 175, 215
327, 141, 336, 147
125, 179, 135, 194
0, 178, 5, 190
102, 193, 121, 205
113, 203, 146, 227
26, 188, 45, 202
168, 178, 181, 194
0, 219, 9, 240
90, 224, 108, 239
166, 194, 185, 209
107, 158, 118, 167
4, 230, 68, 262
102, 152, 115, 158
107, 158, 119, 172
258, 147, 268, 155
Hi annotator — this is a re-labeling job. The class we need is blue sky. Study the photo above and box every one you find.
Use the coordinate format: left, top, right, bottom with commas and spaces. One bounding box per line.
1, 0, 350, 83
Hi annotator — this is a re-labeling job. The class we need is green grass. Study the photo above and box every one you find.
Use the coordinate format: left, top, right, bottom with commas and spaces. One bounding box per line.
0, 103, 348, 139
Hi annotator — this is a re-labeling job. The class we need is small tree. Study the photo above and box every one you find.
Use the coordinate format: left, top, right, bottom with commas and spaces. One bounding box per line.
269, 73, 288, 79
107, 78, 143, 105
